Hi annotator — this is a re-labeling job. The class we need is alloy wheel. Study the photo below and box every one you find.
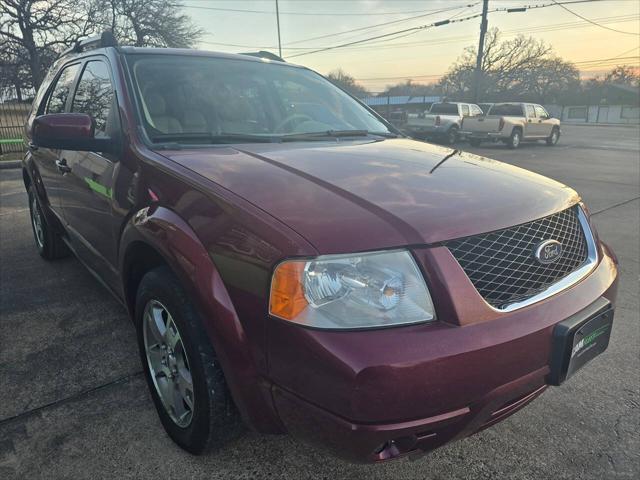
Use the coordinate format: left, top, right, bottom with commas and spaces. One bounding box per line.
31, 196, 44, 249
143, 299, 195, 428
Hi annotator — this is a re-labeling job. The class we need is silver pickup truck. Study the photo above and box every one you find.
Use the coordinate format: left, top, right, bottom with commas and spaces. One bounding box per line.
405, 102, 483, 145
461, 102, 561, 149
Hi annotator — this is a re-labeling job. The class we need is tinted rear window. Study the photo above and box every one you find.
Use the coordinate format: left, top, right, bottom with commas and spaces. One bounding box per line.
488, 104, 524, 116
429, 103, 459, 114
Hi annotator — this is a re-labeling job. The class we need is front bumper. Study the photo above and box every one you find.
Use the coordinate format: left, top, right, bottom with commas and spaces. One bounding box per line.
267, 243, 618, 462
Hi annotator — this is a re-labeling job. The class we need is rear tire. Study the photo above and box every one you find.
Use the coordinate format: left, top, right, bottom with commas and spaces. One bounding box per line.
27, 185, 69, 260
445, 126, 459, 145
507, 129, 522, 149
135, 266, 242, 454
546, 127, 560, 146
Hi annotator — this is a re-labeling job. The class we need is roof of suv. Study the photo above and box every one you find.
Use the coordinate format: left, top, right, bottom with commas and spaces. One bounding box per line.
70, 45, 297, 68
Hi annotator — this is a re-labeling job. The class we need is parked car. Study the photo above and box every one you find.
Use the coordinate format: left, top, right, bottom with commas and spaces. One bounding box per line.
404, 101, 483, 144
461, 102, 561, 148
23, 34, 618, 463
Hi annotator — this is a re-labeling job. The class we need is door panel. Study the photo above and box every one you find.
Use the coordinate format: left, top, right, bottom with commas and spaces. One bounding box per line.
58, 59, 120, 279
534, 105, 553, 137
33, 63, 81, 218
524, 104, 540, 137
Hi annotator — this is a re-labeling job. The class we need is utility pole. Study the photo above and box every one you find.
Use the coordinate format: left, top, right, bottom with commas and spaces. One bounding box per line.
275, 0, 282, 58
473, 0, 489, 103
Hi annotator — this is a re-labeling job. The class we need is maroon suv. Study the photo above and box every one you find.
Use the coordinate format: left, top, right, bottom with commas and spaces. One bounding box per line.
22, 35, 618, 463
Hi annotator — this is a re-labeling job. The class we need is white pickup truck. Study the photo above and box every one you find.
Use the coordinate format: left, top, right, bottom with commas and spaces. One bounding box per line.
460, 102, 561, 149
405, 102, 483, 145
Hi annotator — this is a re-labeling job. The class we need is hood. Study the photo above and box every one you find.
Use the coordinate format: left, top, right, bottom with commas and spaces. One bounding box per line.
155, 139, 578, 254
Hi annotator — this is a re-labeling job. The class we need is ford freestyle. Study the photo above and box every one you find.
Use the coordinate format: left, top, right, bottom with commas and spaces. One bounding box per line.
22, 34, 618, 463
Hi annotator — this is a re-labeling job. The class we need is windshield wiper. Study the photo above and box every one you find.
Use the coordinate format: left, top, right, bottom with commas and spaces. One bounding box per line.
150, 132, 275, 144
280, 129, 398, 141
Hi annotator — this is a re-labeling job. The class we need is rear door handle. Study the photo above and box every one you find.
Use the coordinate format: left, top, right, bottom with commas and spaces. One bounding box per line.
56, 158, 72, 173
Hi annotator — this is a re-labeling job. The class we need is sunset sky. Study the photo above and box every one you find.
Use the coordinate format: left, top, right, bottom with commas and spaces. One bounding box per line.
184, 0, 640, 92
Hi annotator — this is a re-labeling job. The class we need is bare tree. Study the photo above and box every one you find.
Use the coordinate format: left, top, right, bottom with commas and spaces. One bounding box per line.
325, 69, 370, 98
604, 65, 640, 87
95, 0, 203, 48
438, 29, 579, 103
0, 0, 97, 90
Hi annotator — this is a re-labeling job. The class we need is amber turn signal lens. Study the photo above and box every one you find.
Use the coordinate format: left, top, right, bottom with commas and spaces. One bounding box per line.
269, 261, 308, 321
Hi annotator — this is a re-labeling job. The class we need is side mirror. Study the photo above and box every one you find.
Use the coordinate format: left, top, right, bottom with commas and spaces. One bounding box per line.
32, 113, 117, 153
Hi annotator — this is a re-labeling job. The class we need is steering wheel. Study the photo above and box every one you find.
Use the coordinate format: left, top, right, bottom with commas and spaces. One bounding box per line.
273, 113, 313, 133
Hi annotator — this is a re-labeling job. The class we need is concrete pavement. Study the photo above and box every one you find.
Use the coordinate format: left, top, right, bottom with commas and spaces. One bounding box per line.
1, 124, 638, 479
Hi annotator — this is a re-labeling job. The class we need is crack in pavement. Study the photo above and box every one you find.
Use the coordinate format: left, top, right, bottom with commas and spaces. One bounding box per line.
591, 196, 640, 216
0, 371, 143, 428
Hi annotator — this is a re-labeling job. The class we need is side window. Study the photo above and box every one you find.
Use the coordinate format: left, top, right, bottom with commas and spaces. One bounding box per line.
525, 105, 536, 117
535, 105, 548, 119
46, 64, 81, 114
72, 61, 115, 137
461, 104, 470, 117
471, 105, 483, 116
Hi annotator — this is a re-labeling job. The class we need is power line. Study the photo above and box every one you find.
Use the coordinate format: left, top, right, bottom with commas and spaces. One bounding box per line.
312, 14, 640, 51
286, 9, 493, 59
198, 14, 639, 54
550, 0, 640, 35
182, 3, 472, 16
282, 0, 614, 59
283, 4, 478, 46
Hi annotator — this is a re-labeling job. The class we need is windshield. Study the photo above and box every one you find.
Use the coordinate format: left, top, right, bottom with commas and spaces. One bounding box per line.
488, 104, 524, 116
125, 54, 392, 143
429, 103, 459, 115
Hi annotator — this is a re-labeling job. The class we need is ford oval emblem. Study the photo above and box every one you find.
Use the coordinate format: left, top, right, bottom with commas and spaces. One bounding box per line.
534, 239, 563, 264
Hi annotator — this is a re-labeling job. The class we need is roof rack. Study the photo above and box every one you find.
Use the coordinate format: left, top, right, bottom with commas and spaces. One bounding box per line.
240, 51, 285, 62
59, 31, 118, 58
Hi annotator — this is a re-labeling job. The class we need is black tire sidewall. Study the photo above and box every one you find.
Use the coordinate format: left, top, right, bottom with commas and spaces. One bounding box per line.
447, 127, 458, 144
135, 267, 238, 454
509, 129, 521, 149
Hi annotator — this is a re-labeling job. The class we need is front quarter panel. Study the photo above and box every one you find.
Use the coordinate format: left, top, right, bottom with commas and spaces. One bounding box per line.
119, 153, 318, 432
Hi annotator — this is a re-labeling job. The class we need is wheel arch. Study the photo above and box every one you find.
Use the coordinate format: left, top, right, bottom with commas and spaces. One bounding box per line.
119, 205, 284, 433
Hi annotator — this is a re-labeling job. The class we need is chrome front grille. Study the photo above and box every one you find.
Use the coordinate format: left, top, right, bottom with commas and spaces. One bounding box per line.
446, 206, 593, 310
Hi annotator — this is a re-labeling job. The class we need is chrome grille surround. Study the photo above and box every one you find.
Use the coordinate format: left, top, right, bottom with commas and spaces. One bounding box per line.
446, 206, 598, 311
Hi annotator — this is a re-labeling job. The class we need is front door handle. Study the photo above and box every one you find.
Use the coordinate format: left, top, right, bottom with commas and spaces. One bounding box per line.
56, 158, 72, 173
28, 142, 39, 151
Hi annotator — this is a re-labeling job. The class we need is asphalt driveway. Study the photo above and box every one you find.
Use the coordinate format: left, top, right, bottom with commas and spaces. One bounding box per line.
1, 124, 638, 479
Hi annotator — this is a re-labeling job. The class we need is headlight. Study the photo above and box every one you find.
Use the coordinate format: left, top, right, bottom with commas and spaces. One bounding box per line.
269, 249, 435, 329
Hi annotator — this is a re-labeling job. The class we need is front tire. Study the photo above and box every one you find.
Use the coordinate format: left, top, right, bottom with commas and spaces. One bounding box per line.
27, 185, 69, 260
507, 129, 522, 149
135, 266, 242, 454
546, 127, 560, 146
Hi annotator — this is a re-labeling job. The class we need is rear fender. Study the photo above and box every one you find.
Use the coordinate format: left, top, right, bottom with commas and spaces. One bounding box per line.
120, 205, 283, 433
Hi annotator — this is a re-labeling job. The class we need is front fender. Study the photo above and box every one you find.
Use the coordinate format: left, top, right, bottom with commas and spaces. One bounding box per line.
120, 205, 284, 433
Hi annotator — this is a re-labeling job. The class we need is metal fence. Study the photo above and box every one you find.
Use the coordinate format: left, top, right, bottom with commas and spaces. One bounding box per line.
0, 97, 31, 159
